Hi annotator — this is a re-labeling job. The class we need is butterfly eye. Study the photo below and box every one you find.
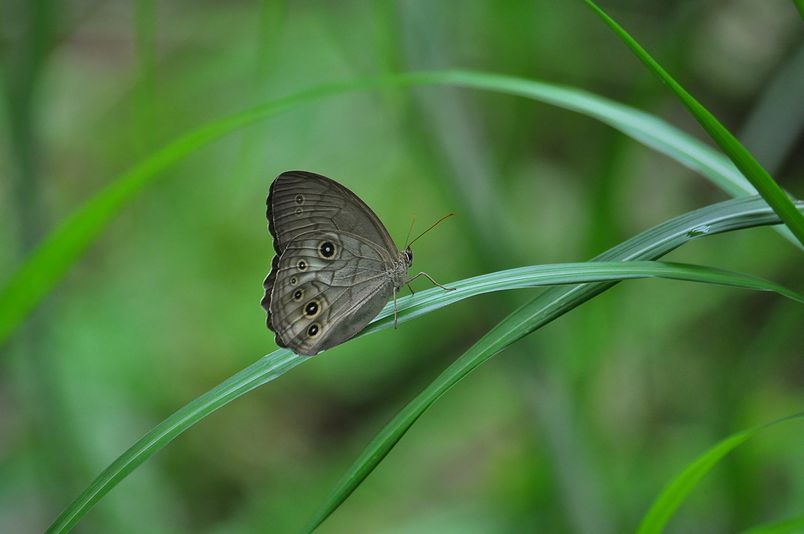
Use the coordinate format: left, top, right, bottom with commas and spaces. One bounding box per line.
318, 241, 336, 259
297, 260, 308, 271
304, 300, 320, 317
295, 194, 304, 205
293, 289, 304, 301
307, 323, 321, 337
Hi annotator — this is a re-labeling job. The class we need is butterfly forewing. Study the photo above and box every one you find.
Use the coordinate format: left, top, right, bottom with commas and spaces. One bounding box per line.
267, 171, 397, 254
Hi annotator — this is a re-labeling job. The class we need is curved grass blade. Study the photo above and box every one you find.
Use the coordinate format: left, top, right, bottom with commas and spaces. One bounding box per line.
0, 67, 786, 347
740, 515, 804, 534
637, 414, 803, 534
306, 196, 804, 531
583, 0, 804, 245
47, 198, 803, 533
439, 71, 752, 198
365, 261, 804, 330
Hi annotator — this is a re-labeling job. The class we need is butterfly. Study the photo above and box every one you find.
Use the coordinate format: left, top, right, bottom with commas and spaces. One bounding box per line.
261, 171, 452, 356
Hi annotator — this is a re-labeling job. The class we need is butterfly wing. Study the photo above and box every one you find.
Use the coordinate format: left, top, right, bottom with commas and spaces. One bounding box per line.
262, 171, 400, 356
266, 232, 395, 355
266, 170, 397, 255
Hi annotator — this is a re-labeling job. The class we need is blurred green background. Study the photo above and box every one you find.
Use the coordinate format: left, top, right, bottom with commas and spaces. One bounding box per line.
1, 1, 803, 532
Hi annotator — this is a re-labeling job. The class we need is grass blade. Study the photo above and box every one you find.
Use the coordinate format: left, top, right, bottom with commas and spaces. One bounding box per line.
439, 71, 752, 198
364, 261, 804, 331
46, 350, 304, 534
0, 68, 786, 347
47, 198, 803, 533
303, 196, 804, 530
583, 0, 804, 245
637, 414, 804, 534
740, 515, 804, 534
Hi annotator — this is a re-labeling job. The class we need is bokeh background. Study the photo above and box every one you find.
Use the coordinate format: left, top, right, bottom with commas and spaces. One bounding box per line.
1, 1, 803, 532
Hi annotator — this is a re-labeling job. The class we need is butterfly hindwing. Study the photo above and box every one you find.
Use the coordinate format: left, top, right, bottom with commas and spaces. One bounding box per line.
266, 232, 394, 355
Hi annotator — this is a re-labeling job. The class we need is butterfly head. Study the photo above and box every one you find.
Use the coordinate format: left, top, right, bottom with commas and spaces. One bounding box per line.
403, 247, 414, 266
402, 212, 454, 270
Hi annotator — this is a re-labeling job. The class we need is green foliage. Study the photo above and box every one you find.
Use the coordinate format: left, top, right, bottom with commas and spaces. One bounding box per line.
583, 0, 804, 245
47, 253, 804, 533
305, 197, 803, 530
1, 68, 786, 347
793, 0, 804, 18
638, 415, 803, 534
741, 516, 804, 534
2, 3, 801, 533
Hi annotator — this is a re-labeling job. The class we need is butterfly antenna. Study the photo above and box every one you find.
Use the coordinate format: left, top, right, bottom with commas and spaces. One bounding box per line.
407, 212, 454, 247
403, 216, 416, 249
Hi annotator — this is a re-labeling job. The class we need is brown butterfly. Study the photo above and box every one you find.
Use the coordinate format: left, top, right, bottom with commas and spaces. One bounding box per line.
261, 171, 452, 356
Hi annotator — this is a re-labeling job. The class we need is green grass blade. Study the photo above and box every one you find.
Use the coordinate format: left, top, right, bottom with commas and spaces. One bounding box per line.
304, 196, 804, 531
45, 350, 304, 534
740, 515, 804, 534
637, 414, 804, 534
364, 261, 804, 330
438, 70, 753, 198
583, 0, 804, 245
47, 197, 803, 533
0, 68, 786, 347
794, 0, 804, 19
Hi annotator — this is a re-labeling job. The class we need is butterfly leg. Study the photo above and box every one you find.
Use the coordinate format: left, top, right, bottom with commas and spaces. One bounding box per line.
408, 272, 456, 291
406, 283, 416, 297
393, 288, 399, 329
